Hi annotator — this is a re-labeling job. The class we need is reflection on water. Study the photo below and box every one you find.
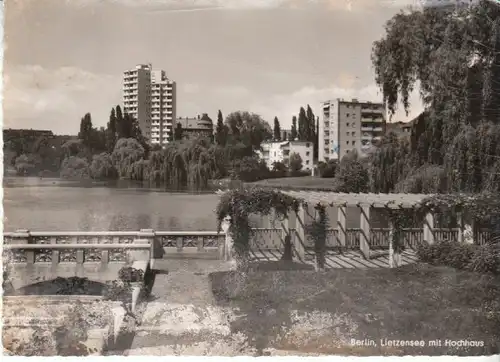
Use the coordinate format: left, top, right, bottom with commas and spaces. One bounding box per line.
3, 177, 221, 232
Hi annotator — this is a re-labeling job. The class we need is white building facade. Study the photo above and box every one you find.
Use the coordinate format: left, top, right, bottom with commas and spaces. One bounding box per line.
258, 140, 314, 172
123, 64, 177, 145
319, 98, 386, 162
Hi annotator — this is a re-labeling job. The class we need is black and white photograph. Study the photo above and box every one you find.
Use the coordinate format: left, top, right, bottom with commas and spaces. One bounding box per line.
2, 0, 500, 357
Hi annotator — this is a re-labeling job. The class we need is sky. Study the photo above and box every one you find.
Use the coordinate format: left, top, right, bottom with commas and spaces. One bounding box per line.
3, 0, 425, 135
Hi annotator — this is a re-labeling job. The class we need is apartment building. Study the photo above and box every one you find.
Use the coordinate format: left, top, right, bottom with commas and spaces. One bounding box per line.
319, 98, 386, 162
176, 114, 214, 140
123, 64, 177, 145
258, 140, 314, 171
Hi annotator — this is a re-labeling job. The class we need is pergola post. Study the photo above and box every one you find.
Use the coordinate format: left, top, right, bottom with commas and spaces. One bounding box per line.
423, 212, 435, 245
337, 205, 347, 252
221, 216, 237, 269
388, 219, 402, 268
294, 204, 306, 261
359, 204, 371, 259
280, 212, 293, 261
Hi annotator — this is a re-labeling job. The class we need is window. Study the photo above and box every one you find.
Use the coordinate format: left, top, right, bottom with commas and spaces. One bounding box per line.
346, 113, 350, 117
346, 141, 350, 145
306, 143, 310, 147
306, 151, 310, 156
352, 132, 356, 136
346, 122, 350, 127
346, 150, 350, 153
346, 132, 350, 136
352, 141, 356, 146
306, 160, 310, 165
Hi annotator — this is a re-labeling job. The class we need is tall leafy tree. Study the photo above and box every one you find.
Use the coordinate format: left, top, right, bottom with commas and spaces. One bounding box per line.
290, 116, 298, 141
298, 107, 307, 141
273, 116, 281, 141
306, 105, 315, 142
215, 110, 227, 146
78, 113, 93, 148
106, 108, 117, 153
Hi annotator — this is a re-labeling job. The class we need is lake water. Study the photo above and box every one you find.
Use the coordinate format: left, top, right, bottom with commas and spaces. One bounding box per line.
3, 177, 222, 232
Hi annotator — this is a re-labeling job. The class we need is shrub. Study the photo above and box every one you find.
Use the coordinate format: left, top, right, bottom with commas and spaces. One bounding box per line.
417, 240, 499, 275
468, 243, 500, 275
317, 160, 337, 178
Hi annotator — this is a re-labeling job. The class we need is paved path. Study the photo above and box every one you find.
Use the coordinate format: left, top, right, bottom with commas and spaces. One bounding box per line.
123, 259, 255, 356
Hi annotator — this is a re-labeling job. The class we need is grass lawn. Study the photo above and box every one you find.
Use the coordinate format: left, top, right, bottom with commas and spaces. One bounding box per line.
247, 176, 339, 191
209, 262, 500, 356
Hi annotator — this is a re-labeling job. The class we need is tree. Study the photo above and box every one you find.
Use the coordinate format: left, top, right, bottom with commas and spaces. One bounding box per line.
230, 156, 269, 182
112, 138, 146, 179
298, 107, 308, 141
174, 123, 183, 141
336, 151, 369, 193
115, 105, 124, 137
215, 110, 227, 146
78, 113, 93, 148
306, 105, 315, 142
225, 111, 272, 151
273, 116, 281, 141
289, 152, 303, 173
290, 116, 298, 141
370, 133, 411, 193
370, 1, 500, 193
14, 154, 41, 176
89, 153, 117, 180
60, 156, 90, 180
272, 161, 287, 175
106, 108, 117, 153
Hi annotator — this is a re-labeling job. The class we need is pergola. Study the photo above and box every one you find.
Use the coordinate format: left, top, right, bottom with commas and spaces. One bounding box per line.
276, 191, 437, 261
218, 189, 469, 268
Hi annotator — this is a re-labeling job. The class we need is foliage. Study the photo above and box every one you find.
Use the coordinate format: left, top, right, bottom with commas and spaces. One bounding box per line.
317, 160, 338, 178
468, 243, 500, 275
394, 164, 447, 194
290, 116, 298, 140
272, 161, 288, 177
335, 151, 369, 193
216, 189, 301, 263
118, 267, 145, 283
273, 116, 281, 141
370, 2, 500, 194
89, 152, 117, 180
288, 152, 303, 173
111, 138, 146, 178
14, 153, 41, 176
230, 156, 270, 182
225, 111, 272, 151
215, 110, 227, 146
60, 156, 90, 179
370, 133, 411, 192
417, 240, 499, 275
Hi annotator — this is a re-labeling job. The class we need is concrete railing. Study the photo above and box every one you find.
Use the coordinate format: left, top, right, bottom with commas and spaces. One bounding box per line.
3, 240, 152, 291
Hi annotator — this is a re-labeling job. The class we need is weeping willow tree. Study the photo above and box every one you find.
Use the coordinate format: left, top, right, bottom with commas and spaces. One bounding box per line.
370, 1, 500, 193
111, 138, 146, 179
